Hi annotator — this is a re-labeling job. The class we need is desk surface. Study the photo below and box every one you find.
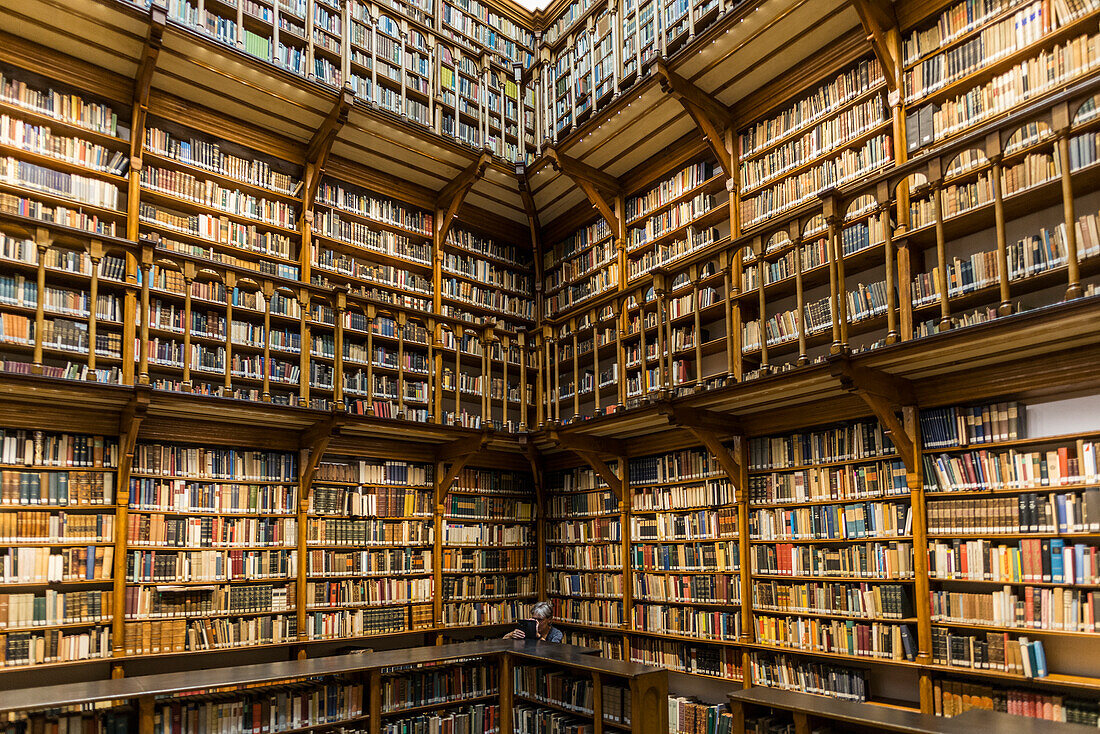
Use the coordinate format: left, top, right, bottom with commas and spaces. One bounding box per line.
729, 686, 1100, 734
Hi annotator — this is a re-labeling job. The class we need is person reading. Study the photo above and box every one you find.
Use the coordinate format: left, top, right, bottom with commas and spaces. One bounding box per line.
503, 601, 563, 642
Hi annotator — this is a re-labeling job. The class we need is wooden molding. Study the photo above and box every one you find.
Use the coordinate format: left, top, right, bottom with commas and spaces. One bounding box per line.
118, 385, 151, 477
654, 59, 733, 174
436, 152, 492, 244
130, 6, 166, 160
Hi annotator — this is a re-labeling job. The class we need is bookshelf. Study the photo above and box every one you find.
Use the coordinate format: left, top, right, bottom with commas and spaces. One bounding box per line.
627, 446, 744, 682
304, 456, 435, 643
0, 428, 118, 670
440, 466, 538, 630
124, 440, 300, 656
544, 464, 626, 657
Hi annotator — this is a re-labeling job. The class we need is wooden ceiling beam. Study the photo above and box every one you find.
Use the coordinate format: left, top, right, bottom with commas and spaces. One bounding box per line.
654, 59, 733, 174
303, 86, 355, 210
436, 152, 492, 244
849, 0, 901, 93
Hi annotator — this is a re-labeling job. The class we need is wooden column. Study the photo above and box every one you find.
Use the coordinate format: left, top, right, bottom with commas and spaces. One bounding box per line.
366, 307, 376, 414
571, 320, 580, 419
735, 436, 752, 687
334, 290, 346, 404
1056, 124, 1083, 299
453, 326, 461, 424
138, 249, 153, 385
32, 233, 48, 373
904, 405, 933, 713
615, 300, 626, 406
591, 322, 600, 412
877, 194, 900, 343
519, 332, 529, 429
432, 324, 444, 423
692, 265, 703, 385
298, 292, 311, 405
502, 336, 510, 427
223, 273, 235, 393
262, 282, 273, 401
990, 151, 1014, 316
181, 264, 195, 391
792, 231, 808, 365
397, 312, 407, 418
87, 245, 102, 377
931, 180, 951, 330
729, 248, 742, 380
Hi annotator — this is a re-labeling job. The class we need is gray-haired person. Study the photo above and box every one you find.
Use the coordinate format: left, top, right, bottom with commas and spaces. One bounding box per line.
503, 601, 564, 642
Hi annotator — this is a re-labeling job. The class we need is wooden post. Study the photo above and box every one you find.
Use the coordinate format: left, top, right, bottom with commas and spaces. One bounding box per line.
519, 331, 529, 428
433, 459, 445, 628
615, 301, 626, 405
692, 265, 703, 385
500, 652, 514, 734
297, 448, 309, 648
878, 195, 900, 343
619, 456, 633, 636
792, 229, 807, 365
591, 322, 600, 413
87, 245, 102, 377
905, 405, 933, 713
398, 312, 407, 418
262, 282, 273, 401
32, 233, 48, 373
138, 249, 152, 385
571, 320, 580, 419
181, 264, 194, 391
931, 180, 951, 330
334, 291, 345, 404
299, 292, 311, 406
224, 273, 235, 393
1056, 127, 1083, 299
735, 436, 752, 687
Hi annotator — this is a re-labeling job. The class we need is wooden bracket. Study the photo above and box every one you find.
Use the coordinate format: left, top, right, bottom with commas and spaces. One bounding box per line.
654, 59, 733, 174
303, 87, 355, 210
831, 358, 917, 470
436, 152, 492, 244
574, 451, 623, 502
545, 147, 620, 232
118, 385, 151, 476
435, 430, 492, 499
520, 438, 545, 506
849, 0, 901, 93
131, 6, 166, 159
299, 412, 345, 495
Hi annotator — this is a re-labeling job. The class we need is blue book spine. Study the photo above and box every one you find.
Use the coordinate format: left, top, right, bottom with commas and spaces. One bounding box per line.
1051, 539, 1065, 583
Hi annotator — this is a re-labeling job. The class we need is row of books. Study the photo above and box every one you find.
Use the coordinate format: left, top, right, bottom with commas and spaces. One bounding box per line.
306, 518, 433, 546
748, 420, 896, 470
306, 548, 430, 577
927, 538, 1100, 584
932, 676, 1100, 724
127, 548, 294, 582
931, 585, 1100, 632
753, 581, 911, 619
381, 663, 496, 712
0, 429, 117, 468
306, 577, 432, 607
932, 629, 1048, 677
631, 509, 737, 540
0, 511, 112, 542
315, 459, 433, 486
926, 492, 1100, 535
630, 540, 738, 572
0, 470, 113, 506
124, 583, 295, 618
753, 616, 916, 661
750, 541, 914, 579
749, 501, 912, 541
923, 443, 1100, 492
132, 445, 296, 481
310, 484, 432, 517
747, 460, 908, 505
126, 514, 295, 547
129, 479, 295, 514
0, 589, 111, 629
921, 401, 1026, 448
1, 545, 112, 582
